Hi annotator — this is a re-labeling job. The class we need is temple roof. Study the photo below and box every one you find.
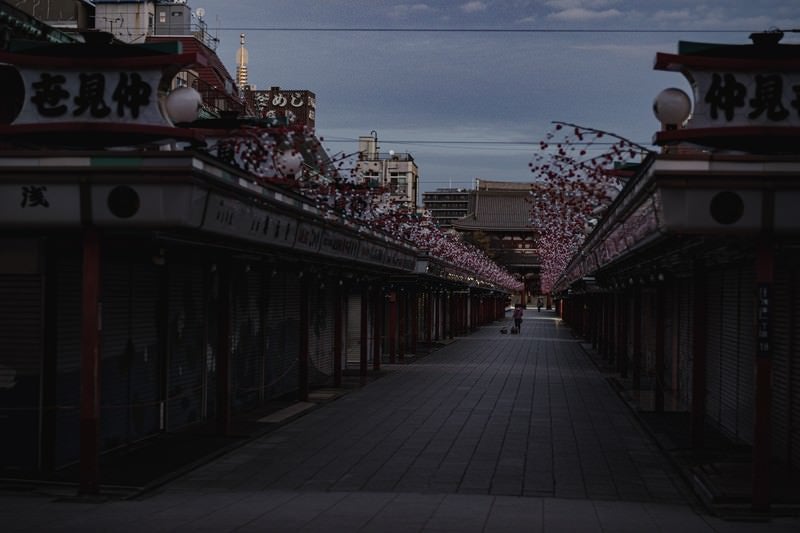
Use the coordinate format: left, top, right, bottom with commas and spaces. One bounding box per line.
452, 180, 533, 232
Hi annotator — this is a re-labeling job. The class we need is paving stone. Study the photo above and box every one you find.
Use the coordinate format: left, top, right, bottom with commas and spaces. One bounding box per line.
14, 315, 785, 532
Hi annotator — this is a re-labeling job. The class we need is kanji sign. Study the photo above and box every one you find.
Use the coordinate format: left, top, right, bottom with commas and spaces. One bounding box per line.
252, 88, 316, 128
0, 184, 80, 225
20, 185, 50, 208
13, 67, 166, 126
689, 70, 800, 128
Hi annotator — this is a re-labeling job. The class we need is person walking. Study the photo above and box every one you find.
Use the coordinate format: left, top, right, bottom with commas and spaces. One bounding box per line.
512, 304, 524, 333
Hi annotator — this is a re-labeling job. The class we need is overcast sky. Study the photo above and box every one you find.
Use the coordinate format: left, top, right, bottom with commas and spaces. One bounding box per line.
194, 1, 800, 192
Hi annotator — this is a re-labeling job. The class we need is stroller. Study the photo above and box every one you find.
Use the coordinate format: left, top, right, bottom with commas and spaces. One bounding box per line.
500, 321, 520, 335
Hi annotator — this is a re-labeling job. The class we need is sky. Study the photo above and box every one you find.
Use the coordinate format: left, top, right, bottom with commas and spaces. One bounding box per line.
192, 1, 800, 193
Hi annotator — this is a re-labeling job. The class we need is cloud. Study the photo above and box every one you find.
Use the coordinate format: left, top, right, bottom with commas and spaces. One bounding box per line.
648, 6, 793, 32
545, 0, 621, 9
650, 9, 693, 23
389, 3, 436, 19
547, 8, 622, 22
461, 1, 488, 13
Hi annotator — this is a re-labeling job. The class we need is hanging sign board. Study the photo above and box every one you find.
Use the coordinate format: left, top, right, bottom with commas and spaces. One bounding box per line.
688, 70, 800, 129
653, 39, 800, 151
12, 67, 166, 127
0, 49, 202, 145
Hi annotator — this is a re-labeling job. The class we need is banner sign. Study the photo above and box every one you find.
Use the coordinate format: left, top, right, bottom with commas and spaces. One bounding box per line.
11, 67, 167, 127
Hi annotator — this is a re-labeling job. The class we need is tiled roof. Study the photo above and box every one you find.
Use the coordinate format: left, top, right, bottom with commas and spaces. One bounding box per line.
476, 180, 531, 192
452, 189, 532, 231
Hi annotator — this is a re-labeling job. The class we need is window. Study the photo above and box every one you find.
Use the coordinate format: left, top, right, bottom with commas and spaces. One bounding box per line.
159, 11, 166, 23
173, 72, 188, 88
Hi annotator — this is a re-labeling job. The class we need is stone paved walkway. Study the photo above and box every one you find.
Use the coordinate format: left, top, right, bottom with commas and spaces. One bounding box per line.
169, 311, 688, 503
4, 309, 800, 532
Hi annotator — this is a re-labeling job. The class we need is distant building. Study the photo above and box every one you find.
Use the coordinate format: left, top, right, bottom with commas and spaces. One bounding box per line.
421, 188, 472, 229
251, 86, 316, 129
92, 1, 218, 50
11, 0, 94, 32
452, 179, 539, 303
354, 133, 420, 210
0, 1, 82, 42
93, 0, 155, 44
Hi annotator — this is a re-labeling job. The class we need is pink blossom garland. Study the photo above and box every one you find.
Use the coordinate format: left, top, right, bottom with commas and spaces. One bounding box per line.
528, 122, 652, 293
209, 126, 522, 291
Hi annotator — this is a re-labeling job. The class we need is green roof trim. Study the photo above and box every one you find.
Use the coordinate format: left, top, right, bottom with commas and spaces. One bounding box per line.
676, 39, 800, 59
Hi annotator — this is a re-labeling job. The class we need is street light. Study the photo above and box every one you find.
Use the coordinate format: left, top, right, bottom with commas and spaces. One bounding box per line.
653, 87, 692, 130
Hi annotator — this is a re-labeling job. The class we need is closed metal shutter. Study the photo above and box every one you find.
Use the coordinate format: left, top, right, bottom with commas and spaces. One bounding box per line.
719, 268, 740, 438
784, 250, 800, 467
100, 259, 160, 450
677, 278, 693, 407
55, 255, 81, 467
642, 289, 656, 385
100, 260, 133, 451
707, 264, 755, 444
434, 294, 442, 340
417, 293, 426, 345
735, 264, 755, 444
772, 256, 792, 464
284, 272, 302, 394
626, 295, 635, 373
789, 253, 800, 469
705, 270, 723, 424
231, 267, 264, 411
0, 273, 43, 471
128, 263, 160, 441
167, 263, 206, 430
346, 293, 362, 365
309, 284, 334, 385
265, 271, 300, 399
663, 283, 676, 393
204, 269, 218, 420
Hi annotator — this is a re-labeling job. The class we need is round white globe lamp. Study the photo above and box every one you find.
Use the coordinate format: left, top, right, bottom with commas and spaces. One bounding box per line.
653, 88, 691, 129
165, 87, 202, 124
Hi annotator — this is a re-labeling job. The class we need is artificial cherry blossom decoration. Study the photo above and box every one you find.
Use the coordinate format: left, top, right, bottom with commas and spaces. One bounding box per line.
528, 122, 653, 294
207, 125, 522, 291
